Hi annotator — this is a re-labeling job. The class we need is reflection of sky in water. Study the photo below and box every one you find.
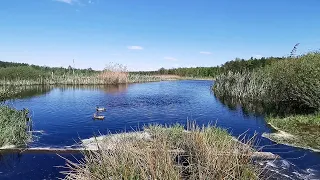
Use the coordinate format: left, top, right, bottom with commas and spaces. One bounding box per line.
0, 81, 319, 179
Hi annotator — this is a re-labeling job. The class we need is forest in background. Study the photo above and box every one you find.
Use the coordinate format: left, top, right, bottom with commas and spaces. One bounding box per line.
132, 56, 284, 78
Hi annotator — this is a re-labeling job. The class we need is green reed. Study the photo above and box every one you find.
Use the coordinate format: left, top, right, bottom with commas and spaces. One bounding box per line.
0, 105, 31, 148
213, 52, 320, 114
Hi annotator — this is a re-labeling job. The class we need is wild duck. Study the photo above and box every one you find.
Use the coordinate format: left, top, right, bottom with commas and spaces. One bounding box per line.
93, 113, 105, 120
96, 106, 106, 112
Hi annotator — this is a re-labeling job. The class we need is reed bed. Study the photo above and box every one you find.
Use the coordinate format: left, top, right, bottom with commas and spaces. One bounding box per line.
0, 105, 31, 148
213, 52, 320, 114
62, 124, 263, 180
0, 73, 160, 86
0, 63, 160, 85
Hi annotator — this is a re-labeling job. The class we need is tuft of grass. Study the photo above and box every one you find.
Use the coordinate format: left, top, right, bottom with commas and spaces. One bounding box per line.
62, 124, 262, 180
266, 113, 320, 150
0, 105, 32, 148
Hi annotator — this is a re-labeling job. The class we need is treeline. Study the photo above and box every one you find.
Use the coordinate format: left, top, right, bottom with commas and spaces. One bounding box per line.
0, 60, 96, 80
133, 56, 285, 78
0, 61, 160, 85
0, 55, 286, 82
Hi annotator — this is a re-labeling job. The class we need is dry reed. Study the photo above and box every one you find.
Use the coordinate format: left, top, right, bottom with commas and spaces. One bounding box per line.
61, 124, 262, 180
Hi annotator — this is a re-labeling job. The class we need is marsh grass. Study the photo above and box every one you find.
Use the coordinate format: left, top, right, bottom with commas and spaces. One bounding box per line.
0, 63, 160, 85
266, 114, 320, 150
213, 52, 320, 114
0, 73, 160, 86
62, 124, 262, 180
0, 106, 31, 148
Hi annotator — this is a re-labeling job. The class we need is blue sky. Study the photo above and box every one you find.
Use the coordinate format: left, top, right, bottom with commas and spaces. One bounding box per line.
1, 0, 320, 71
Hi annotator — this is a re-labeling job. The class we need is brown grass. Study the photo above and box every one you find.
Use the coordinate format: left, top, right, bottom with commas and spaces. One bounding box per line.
98, 71, 129, 84
61, 124, 262, 180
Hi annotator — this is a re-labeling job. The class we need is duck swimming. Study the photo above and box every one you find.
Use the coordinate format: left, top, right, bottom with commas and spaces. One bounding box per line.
96, 106, 106, 112
93, 113, 105, 120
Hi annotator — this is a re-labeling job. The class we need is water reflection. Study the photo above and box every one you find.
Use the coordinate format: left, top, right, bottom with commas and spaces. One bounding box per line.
0, 151, 82, 180
214, 95, 315, 117
215, 96, 267, 116
57, 84, 129, 94
0, 151, 23, 169
1, 85, 53, 101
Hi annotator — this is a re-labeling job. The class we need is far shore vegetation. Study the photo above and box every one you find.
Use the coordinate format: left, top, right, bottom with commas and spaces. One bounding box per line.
133, 56, 284, 79
0, 62, 160, 85
62, 124, 267, 180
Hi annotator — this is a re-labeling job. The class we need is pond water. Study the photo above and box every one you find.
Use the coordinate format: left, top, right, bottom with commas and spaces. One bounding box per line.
0, 80, 319, 179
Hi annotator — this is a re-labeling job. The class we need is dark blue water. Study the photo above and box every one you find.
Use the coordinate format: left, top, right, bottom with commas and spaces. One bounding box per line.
0, 80, 319, 179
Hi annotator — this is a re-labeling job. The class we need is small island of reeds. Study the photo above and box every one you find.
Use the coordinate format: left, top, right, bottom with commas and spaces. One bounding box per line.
62, 124, 271, 180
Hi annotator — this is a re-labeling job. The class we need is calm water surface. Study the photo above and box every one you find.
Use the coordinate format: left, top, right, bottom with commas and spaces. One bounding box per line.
0, 80, 319, 179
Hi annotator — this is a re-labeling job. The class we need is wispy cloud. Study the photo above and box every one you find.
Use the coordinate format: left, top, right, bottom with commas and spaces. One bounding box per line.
200, 51, 212, 55
127, 46, 144, 50
164, 57, 177, 61
54, 0, 78, 4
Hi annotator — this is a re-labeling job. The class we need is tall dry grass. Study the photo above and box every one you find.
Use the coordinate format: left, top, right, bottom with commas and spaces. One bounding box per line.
61, 124, 262, 180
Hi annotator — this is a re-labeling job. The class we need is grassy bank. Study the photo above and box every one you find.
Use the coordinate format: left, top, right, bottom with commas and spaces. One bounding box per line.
213, 52, 320, 114
213, 52, 320, 150
62, 124, 263, 180
265, 114, 320, 151
0, 106, 31, 148
0, 72, 160, 86
0, 63, 160, 85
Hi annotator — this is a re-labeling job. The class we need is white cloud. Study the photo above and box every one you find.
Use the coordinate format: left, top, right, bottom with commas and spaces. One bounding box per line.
164, 57, 177, 61
254, 54, 263, 58
127, 46, 144, 50
200, 51, 212, 55
54, 0, 77, 4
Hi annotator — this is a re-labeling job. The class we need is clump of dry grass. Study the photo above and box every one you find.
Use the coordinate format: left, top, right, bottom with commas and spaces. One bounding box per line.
98, 63, 129, 84
61, 124, 262, 180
